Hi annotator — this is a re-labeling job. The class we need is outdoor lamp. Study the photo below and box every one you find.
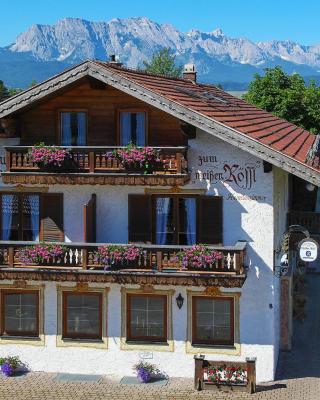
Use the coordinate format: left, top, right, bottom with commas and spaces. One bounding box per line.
176, 293, 184, 309
306, 182, 316, 192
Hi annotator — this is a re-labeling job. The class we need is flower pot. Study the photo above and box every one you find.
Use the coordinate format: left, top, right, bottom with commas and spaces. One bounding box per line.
137, 368, 151, 383
1, 363, 14, 377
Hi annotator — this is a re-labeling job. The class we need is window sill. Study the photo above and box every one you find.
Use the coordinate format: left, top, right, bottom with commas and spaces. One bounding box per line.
62, 338, 104, 344
56, 335, 107, 349
0, 335, 45, 346
121, 337, 174, 352
192, 343, 236, 349
186, 341, 241, 356
1, 335, 41, 341
126, 340, 169, 346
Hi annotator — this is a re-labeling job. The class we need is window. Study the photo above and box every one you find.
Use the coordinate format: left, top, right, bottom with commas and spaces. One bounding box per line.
60, 112, 87, 146
128, 194, 222, 245
127, 294, 167, 342
154, 196, 197, 245
0, 193, 40, 241
1, 290, 39, 337
119, 111, 146, 146
62, 292, 102, 340
192, 296, 234, 346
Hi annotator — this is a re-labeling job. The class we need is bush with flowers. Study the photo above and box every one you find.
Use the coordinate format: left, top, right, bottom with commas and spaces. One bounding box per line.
170, 244, 223, 269
205, 365, 247, 385
0, 356, 22, 377
17, 243, 66, 265
106, 144, 162, 174
94, 244, 142, 269
29, 143, 70, 168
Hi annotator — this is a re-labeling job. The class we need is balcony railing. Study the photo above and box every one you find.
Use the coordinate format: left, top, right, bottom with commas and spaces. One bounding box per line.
287, 211, 320, 235
0, 241, 246, 276
5, 146, 188, 174
3, 146, 189, 185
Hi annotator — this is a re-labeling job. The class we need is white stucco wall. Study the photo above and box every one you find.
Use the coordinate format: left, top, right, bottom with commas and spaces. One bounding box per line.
0, 130, 282, 382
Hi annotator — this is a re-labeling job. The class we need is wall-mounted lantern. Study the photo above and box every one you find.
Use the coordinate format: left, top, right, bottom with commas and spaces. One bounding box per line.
176, 293, 184, 309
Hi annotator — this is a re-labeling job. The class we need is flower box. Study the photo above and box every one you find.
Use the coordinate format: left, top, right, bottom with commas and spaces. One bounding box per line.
17, 243, 66, 266
94, 245, 143, 270
106, 145, 163, 175
29, 143, 72, 171
194, 356, 256, 394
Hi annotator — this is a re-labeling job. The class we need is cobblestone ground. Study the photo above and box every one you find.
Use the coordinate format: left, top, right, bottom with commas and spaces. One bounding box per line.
0, 373, 320, 400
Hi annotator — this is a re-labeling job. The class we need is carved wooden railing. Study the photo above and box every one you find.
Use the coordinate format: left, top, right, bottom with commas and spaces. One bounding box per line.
0, 241, 246, 275
5, 146, 188, 175
287, 211, 320, 234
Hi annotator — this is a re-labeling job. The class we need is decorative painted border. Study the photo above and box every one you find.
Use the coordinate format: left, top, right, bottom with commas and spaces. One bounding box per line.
120, 286, 174, 352
0, 282, 45, 346
56, 283, 109, 349
185, 287, 241, 355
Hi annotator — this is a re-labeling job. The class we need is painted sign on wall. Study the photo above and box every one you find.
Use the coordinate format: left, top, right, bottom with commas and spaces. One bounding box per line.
193, 154, 262, 190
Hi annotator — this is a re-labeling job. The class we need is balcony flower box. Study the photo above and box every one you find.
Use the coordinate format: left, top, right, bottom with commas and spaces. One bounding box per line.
17, 243, 66, 266
94, 244, 143, 270
106, 145, 163, 174
169, 244, 223, 272
29, 143, 72, 172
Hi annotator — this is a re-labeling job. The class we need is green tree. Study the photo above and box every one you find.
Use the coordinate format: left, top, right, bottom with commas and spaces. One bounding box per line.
0, 80, 10, 101
244, 67, 320, 134
29, 80, 38, 88
143, 48, 183, 78
8, 88, 22, 97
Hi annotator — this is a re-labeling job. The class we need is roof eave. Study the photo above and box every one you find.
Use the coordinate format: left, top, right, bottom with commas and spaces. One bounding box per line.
1, 60, 319, 186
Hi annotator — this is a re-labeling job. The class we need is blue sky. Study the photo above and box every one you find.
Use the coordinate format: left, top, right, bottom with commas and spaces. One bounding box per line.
1, 0, 319, 47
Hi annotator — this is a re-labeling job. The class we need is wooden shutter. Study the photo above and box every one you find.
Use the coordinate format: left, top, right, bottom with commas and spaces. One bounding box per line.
40, 193, 64, 242
198, 195, 223, 244
128, 194, 152, 243
84, 194, 96, 243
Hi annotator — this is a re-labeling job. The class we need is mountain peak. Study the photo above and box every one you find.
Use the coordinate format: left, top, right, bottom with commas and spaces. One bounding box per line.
2, 16, 320, 89
212, 28, 224, 37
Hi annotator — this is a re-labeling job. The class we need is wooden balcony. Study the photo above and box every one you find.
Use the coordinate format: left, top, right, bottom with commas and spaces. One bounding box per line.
0, 241, 247, 287
2, 146, 189, 185
287, 211, 320, 235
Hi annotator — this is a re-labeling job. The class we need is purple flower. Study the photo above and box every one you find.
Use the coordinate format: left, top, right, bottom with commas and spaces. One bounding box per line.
1, 363, 13, 377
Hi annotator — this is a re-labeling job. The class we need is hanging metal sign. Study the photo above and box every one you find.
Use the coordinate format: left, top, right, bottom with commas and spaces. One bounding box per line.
299, 239, 318, 262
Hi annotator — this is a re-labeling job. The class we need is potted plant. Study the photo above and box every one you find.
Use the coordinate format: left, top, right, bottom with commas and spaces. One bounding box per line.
17, 243, 66, 265
106, 144, 162, 174
133, 361, 159, 383
0, 356, 22, 377
170, 244, 223, 270
94, 244, 143, 270
29, 143, 71, 171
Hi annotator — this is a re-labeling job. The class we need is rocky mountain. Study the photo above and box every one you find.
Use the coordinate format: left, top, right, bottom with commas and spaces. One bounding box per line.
2, 17, 320, 89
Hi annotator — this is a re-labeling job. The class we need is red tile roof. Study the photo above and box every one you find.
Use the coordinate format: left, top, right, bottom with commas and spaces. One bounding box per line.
98, 62, 318, 169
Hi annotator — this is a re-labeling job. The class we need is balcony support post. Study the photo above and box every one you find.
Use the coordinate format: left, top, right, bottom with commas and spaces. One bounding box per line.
8, 246, 14, 268
89, 151, 95, 173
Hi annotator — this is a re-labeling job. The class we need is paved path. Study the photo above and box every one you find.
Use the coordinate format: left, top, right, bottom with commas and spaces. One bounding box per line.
0, 373, 319, 400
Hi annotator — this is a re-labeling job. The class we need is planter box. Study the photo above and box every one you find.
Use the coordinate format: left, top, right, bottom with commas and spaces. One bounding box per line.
194, 356, 256, 394
203, 381, 247, 392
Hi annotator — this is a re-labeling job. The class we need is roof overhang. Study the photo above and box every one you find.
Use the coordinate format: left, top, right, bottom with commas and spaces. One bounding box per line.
1, 60, 319, 186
